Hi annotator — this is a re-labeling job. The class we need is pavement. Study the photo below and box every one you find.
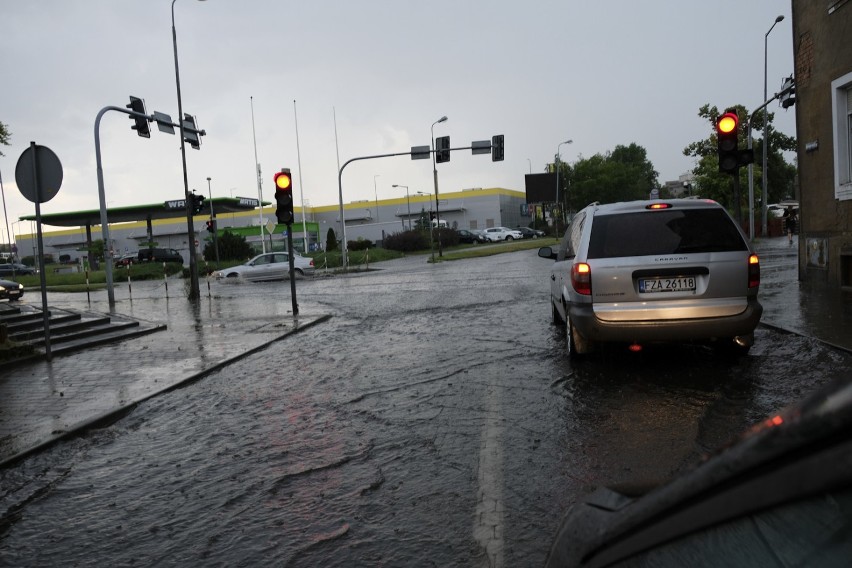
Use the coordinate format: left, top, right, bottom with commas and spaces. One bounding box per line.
1, 236, 849, 468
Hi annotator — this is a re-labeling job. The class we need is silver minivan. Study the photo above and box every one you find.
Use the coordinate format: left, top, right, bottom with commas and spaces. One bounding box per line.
538, 199, 762, 357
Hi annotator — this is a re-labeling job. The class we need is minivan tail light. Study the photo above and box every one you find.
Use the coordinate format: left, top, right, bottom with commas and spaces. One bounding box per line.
572, 262, 592, 295
748, 254, 760, 288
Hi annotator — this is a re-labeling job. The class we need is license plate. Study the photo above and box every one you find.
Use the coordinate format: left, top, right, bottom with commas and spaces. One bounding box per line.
639, 276, 696, 293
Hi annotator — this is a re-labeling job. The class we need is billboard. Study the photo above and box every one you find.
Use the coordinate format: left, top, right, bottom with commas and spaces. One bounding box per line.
524, 173, 557, 203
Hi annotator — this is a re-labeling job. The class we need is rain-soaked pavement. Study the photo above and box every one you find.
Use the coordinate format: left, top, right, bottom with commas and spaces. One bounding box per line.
2, 243, 851, 566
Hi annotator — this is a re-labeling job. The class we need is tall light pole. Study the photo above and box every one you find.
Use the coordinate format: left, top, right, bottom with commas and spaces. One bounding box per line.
431, 116, 448, 257
555, 139, 572, 223
373, 174, 380, 222
762, 14, 784, 238
207, 176, 219, 265
417, 190, 435, 259
393, 184, 411, 230
172, 0, 206, 301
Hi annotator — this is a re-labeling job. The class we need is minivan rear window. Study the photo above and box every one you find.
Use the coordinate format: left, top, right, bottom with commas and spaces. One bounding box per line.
587, 209, 748, 258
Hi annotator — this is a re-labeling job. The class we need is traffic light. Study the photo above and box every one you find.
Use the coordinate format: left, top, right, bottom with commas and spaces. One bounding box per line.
126, 96, 150, 138
274, 169, 294, 224
716, 112, 739, 174
189, 192, 205, 214
492, 134, 504, 162
436, 136, 450, 163
183, 114, 201, 150
206, 220, 216, 233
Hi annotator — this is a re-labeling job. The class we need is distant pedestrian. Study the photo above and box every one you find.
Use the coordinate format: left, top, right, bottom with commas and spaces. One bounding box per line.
783, 206, 797, 244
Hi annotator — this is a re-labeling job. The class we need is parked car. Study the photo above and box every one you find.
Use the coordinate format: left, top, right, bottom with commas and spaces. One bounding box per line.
0, 278, 24, 301
482, 227, 523, 242
138, 248, 184, 264
0, 263, 35, 277
545, 376, 852, 567
214, 252, 315, 281
115, 253, 137, 267
456, 229, 481, 244
538, 199, 762, 357
516, 226, 546, 239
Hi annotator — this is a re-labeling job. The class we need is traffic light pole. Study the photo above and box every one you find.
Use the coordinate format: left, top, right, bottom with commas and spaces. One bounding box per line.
286, 224, 298, 316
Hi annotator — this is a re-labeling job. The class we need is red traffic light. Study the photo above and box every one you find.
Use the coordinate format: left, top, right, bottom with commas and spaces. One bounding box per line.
716, 112, 738, 136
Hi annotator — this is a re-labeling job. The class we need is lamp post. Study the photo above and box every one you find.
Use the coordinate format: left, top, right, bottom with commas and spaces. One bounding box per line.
373, 174, 380, 222
172, 0, 206, 301
393, 184, 411, 230
555, 139, 572, 223
431, 115, 448, 258
762, 14, 784, 238
206, 176, 219, 266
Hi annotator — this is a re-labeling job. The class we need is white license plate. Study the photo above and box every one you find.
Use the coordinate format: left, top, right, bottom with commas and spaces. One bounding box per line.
639, 276, 696, 293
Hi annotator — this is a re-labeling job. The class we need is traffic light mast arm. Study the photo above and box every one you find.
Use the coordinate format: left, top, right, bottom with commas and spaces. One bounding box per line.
747, 77, 796, 143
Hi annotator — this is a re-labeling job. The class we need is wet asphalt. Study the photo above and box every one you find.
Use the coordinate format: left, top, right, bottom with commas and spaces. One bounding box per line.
1, 235, 847, 468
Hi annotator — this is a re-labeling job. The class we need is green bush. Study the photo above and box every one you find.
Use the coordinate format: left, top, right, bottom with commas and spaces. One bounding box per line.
347, 238, 374, 251
384, 230, 430, 252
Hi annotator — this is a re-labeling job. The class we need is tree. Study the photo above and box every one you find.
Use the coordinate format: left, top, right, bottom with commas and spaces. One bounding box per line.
683, 104, 796, 212
205, 230, 253, 261
0, 120, 11, 157
565, 143, 659, 211
326, 227, 338, 251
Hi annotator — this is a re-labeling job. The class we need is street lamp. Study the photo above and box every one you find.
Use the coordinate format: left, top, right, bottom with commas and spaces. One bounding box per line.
392, 184, 412, 230
431, 115, 448, 258
172, 0, 207, 301
207, 176, 219, 266
373, 174, 380, 222
555, 139, 573, 223
762, 14, 784, 238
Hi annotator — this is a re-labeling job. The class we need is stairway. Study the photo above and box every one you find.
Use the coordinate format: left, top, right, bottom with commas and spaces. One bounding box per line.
0, 302, 166, 363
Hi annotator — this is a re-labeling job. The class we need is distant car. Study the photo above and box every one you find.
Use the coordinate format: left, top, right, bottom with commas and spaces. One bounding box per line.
456, 229, 481, 244
214, 252, 315, 281
0, 263, 35, 277
545, 377, 852, 567
0, 278, 24, 301
539, 199, 762, 357
114, 253, 137, 267
138, 248, 184, 264
516, 227, 546, 239
482, 227, 523, 242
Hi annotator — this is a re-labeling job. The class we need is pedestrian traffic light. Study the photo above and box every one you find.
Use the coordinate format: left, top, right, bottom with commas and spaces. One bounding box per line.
126, 96, 150, 138
492, 134, 504, 162
716, 111, 739, 174
206, 220, 216, 233
436, 136, 450, 163
274, 169, 294, 224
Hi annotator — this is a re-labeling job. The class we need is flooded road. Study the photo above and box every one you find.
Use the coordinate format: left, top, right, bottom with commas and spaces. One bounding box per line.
2, 251, 850, 566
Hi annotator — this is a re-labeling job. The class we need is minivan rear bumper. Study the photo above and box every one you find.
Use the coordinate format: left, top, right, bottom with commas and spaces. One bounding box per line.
568, 299, 763, 343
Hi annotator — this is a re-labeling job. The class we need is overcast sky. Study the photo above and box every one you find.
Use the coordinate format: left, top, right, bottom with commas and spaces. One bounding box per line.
1, 0, 797, 241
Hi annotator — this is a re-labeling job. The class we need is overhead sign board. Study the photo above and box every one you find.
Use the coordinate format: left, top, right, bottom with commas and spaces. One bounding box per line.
238, 197, 260, 207
471, 140, 491, 155
411, 145, 431, 160
153, 111, 176, 135
165, 199, 187, 210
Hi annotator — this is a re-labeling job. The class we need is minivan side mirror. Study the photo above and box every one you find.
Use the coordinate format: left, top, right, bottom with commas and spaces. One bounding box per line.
538, 246, 557, 260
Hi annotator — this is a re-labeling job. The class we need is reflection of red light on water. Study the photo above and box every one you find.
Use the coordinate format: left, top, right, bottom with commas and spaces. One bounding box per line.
766, 415, 784, 427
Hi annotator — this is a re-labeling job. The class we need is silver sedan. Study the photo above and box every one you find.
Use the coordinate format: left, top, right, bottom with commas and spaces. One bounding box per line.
214, 252, 315, 282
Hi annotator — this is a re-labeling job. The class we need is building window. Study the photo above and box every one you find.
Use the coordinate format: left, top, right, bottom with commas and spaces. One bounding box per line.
469, 220, 478, 230
832, 71, 852, 200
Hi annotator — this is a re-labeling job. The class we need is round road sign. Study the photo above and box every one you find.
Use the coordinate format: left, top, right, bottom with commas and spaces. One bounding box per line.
15, 144, 63, 204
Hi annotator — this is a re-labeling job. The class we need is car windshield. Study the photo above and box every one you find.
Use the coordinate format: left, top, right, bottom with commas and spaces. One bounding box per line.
587, 209, 748, 258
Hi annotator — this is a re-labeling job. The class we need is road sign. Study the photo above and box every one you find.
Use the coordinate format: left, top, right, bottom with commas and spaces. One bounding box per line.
411, 145, 431, 160
472, 140, 491, 155
15, 144, 63, 203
